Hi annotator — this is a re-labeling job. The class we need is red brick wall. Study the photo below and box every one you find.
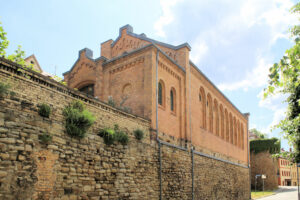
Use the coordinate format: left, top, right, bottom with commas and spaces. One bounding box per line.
64, 27, 249, 164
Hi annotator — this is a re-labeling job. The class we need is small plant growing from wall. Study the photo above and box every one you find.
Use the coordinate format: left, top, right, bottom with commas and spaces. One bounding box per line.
0, 82, 11, 98
134, 129, 144, 140
98, 127, 116, 145
38, 132, 52, 144
38, 103, 51, 118
63, 100, 95, 138
107, 96, 132, 114
113, 124, 129, 145
115, 131, 129, 145
98, 124, 129, 145
107, 96, 116, 107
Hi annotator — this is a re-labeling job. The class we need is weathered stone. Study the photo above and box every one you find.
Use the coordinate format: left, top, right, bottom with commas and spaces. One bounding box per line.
0, 138, 15, 144
52, 136, 66, 144
25, 144, 32, 151
0, 171, 7, 177
0, 153, 9, 160
0, 127, 8, 133
18, 154, 25, 161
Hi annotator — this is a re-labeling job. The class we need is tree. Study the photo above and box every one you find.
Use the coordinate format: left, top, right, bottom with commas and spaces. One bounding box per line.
264, 3, 300, 163
0, 21, 9, 57
250, 128, 267, 139
0, 20, 27, 65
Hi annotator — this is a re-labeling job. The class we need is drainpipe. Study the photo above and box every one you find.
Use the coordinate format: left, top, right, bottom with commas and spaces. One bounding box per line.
155, 50, 162, 200
188, 61, 194, 200
191, 147, 194, 200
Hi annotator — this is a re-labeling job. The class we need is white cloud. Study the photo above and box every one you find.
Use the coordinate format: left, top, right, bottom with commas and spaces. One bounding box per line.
154, 0, 183, 37
260, 108, 286, 135
154, 0, 297, 90
190, 37, 208, 64
257, 89, 288, 111
217, 57, 271, 91
257, 88, 288, 135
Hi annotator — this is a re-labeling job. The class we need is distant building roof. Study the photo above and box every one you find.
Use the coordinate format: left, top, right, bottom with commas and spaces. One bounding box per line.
25, 54, 42, 72
25, 54, 56, 79
249, 131, 259, 140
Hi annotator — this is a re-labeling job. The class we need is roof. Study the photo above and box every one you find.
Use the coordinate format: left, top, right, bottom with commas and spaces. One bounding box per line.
111, 24, 191, 51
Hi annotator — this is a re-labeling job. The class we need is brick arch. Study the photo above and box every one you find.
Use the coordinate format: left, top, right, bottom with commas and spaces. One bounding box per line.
225, 109, 229, 142
237, 120, 240, 148
233, 117, 237, 146
213, 99, 219, 136
229, 113, 233, 144
199, 87, 206, 129
241, 123, 245, 149
122, 83, 132, 97
219, 104, 224, 139
74, 80, 95, 90
207, 93, 213, 133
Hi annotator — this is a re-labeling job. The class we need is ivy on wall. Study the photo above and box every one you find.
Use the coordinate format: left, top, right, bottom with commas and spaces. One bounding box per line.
250, 138, 281, 154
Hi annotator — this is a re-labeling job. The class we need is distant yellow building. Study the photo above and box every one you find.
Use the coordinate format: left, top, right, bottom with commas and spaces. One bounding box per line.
291, 162, 299, 186
278, 157, 299, 186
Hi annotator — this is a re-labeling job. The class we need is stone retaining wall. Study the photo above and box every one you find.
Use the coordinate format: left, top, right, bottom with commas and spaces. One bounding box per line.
0, 59, 250, 199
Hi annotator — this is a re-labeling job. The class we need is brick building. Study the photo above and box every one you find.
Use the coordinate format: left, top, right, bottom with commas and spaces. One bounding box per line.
278, 158, 292, 186
278, 157, 300, 186
63, 25, 249, 164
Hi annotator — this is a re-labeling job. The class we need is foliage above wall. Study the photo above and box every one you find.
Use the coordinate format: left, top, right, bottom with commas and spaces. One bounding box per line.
250, 128, 267, 139
250, 138, 281, 154
63, 100, 95, 138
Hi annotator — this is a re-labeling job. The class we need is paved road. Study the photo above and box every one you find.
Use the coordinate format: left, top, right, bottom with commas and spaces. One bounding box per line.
257, 186, 299, 200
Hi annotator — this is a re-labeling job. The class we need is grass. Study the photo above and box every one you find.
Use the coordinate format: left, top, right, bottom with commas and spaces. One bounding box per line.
251, 190, 275, 199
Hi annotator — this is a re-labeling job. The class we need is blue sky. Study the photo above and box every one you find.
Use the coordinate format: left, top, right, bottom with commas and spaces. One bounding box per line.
1, 0, 298, 150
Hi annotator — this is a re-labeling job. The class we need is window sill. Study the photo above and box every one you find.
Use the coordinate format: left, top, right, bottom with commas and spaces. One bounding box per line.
158, 105, 165, 111
170, 111, 176, 116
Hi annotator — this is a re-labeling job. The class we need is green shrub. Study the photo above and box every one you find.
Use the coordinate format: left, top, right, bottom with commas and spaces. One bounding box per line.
134, 129, 144, 140
250, 138, 281, 154
63, 100, 95, 138
0, 82, 10, 97
38, 103, 51, 118
99, 128, 116, 145
115, 131, 129, 145
38, 132, 52, 144
99, 125, 129, 145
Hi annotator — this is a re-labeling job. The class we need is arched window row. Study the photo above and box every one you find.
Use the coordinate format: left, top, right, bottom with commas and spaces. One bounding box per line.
158, 79, 177, 114
198, 86, 245, 149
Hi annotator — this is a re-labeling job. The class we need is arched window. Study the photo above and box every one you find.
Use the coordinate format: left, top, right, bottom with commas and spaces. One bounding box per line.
241, 123, 244, 149
213, 99, 219, 136
233, 117, 237, 146
170, 88, 176, 112
229, 113, 233, 144
158, 80, 165, 107
207, 93, 213, 133
200, 87, 206, 129
79, 84, 94, 96
237, 121, 240, 148
220, 105, 224, 139
225, 109, 229, 142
